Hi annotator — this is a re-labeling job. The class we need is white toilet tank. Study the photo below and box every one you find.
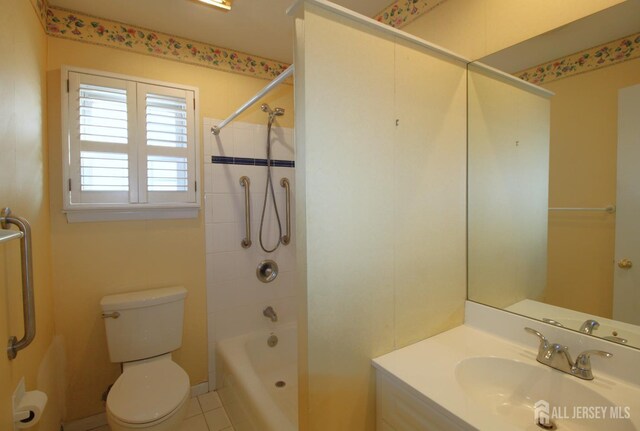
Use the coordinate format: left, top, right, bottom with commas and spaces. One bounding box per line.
101, 286, 187, 363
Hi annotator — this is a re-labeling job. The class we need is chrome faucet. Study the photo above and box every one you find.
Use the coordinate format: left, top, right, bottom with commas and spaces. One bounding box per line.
524, 327, 612, 380
263, 306, 278, 322
579, 319, 600, 334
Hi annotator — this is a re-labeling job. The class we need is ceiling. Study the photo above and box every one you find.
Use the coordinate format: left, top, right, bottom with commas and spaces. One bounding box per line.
480, 0, 640, 73
47, 0, 394, 63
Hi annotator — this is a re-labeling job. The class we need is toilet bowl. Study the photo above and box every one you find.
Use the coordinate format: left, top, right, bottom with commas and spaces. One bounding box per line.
106, 354, 190, 431
100, 287, 190, 431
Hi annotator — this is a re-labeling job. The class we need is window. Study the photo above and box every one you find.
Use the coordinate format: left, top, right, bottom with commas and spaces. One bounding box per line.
62, 67, 200, 222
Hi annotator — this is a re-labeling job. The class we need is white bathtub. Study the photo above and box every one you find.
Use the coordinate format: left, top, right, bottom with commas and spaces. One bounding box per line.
216, 324, 298, 431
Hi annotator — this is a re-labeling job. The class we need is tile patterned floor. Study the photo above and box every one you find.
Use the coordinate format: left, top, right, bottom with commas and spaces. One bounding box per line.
89, 391, 234, 431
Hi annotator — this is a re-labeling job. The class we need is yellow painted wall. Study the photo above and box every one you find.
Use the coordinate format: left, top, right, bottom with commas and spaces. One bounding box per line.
543, 58, 640, 318
467, 65, 551, 309
402, 0, 624, 60
295, 5, 467, 430
0, 0, 63, 429
46, 38, 294, 420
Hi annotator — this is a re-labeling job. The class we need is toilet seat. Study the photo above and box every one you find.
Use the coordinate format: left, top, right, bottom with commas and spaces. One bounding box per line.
107, 356, 190, 425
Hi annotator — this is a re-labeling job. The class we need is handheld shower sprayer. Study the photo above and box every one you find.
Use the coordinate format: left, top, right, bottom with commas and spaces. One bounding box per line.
258, 103, 286, 253
261, 104, 285, 123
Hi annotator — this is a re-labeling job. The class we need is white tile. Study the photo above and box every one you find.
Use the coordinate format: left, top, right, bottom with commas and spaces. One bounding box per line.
205, 253, 216, 295
210, 251, 254, 283
233, 124, 255, 159
207, 312, 216, 371
207, 309, 216, 339
210, 194, 243, 223
209, 223, 242, 253
212, 124, 233, 157
250, 193, 265, 223
212, 278, 256, 310
206, 272, 217, 312
244, 164, 267, 194
256, 270, 296, 300
186, 397, 203, 418
204, 165, 214, 193
270, 127, 293, 161
180, 414, 209, 431
212, 164, 241, 194
198, 391, 222, 412
254, 124, 268, 159
215, 304, 262, 340
205, 224, 215, 254
253, 221, 282, 253
204, 194, 215, 222
285, 127, 295, 159
204, 407, 232, 431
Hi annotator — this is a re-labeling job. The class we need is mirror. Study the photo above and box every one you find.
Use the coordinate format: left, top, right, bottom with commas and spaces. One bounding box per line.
467, 0, 640, 349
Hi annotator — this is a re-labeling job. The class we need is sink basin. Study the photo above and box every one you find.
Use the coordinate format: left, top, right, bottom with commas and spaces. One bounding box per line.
455, 357, 635, 431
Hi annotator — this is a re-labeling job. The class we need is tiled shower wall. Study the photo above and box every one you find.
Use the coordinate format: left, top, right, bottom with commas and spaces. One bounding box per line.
203, 118, 296, 389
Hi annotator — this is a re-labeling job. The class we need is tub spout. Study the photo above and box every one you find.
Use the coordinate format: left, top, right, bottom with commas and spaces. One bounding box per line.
263, 306, 278, 322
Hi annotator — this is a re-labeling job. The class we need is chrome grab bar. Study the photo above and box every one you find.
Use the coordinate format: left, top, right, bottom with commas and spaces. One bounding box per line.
240, 176, 252, 249
1, 208, 35, 360
548, 205, 616, 213
280, 178, 291, 245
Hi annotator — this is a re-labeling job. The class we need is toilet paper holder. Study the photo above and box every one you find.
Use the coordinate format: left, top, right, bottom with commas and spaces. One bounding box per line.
13, 378, 47, 429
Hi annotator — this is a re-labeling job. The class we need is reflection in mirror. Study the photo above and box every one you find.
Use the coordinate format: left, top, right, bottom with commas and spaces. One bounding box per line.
467, 0, 640, 349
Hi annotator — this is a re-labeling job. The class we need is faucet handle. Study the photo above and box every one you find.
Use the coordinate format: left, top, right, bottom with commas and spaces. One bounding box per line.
575, 350, 613, 368
524, 327, 549, 352
525, 327, 547, 342
572, 350, 613, 380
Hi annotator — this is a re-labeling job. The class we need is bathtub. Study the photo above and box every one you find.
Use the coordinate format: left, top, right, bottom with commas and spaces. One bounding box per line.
216, 323, 298, 431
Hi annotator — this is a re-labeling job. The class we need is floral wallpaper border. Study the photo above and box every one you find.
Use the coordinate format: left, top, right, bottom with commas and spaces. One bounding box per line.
374, 0, 448, 29
46, 7, 291, 81
28, 0, 48, 30
37, 0, 448, 81
517, 32, 640, 85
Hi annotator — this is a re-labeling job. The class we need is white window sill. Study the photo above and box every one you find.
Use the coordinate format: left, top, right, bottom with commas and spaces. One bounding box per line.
64, 207, 199, 223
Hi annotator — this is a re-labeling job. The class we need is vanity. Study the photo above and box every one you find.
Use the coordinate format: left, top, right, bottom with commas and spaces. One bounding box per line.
373, 302, 640, 431
373, 3, 640, 429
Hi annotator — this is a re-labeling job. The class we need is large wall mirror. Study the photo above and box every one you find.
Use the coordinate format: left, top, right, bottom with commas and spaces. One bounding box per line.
468, 0, 640, 349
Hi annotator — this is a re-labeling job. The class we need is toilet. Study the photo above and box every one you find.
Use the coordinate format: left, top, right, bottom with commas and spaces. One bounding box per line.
101, 286, 190, 431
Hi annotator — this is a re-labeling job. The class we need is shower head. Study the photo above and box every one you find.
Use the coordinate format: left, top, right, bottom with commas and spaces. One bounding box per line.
261, 104, 285, 123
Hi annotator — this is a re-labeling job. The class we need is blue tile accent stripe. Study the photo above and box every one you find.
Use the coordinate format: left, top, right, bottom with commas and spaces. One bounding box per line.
212, 156, 295, 168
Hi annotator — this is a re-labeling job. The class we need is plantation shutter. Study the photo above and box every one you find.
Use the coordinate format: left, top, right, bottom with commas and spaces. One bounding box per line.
64, 69, 200, 221
137, 84, 197, 204
68, 72, 137, 204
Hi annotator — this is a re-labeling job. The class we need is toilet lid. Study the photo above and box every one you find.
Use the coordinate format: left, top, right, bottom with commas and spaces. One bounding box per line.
107, 359, 189, 424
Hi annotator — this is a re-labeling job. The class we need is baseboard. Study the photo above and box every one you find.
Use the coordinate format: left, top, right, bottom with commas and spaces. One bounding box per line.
62, 412, 107, 431
190, 381, 209, 398
63, 382, 209, 430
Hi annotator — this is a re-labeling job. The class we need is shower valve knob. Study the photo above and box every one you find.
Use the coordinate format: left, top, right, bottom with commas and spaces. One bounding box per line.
618, 259, 633, 269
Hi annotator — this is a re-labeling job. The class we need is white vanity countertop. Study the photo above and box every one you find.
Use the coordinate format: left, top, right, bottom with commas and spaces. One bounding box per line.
372, 324, 640, 431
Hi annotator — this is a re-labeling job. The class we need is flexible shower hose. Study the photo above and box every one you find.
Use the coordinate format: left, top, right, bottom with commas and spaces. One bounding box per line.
258, 117, 283, 253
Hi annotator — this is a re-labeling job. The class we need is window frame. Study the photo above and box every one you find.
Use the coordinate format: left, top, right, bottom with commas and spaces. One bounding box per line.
61, 66, 201, 223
